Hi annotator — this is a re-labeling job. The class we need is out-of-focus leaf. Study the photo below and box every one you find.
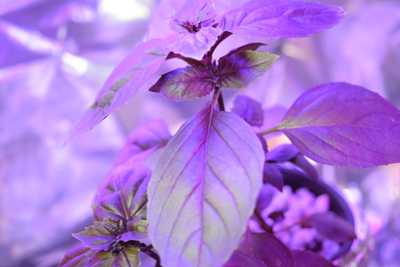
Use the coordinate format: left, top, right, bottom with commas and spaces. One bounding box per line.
255, 184, 276, 215
224, 251, 267, 267
217, 50, 278, 90
93, 164, 151, 222
58, 244, 92, 267
308, 212, 356, 242
266, 144, 299, 162
291, 250, 335, 267
231, 95, 264, 127
221, 0, 345, 39
238, 232, 294, 267
66, 39, 169, 143
148, 107, 264, 267
276, 82, 400, 167
88, 245, 141, 267
72, 218, 123, 250
266, 144, 318, 181
115, 119, 171, 165
263, 163, 284, 191
149, 64, 214, 101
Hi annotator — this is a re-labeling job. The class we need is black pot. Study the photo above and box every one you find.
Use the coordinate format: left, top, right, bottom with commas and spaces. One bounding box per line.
277, 165, 355, 261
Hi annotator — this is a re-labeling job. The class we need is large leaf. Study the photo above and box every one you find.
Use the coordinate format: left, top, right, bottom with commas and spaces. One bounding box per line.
275, 82, 400, 167
149, 64, 215, 101
217, 50, 278, 90
238, 232, 294, 267
221, 0, 345, 39
147, 107, 264, 267
58, 244, 92, 267
93, 163, 151, 222
66, 39, 169, 142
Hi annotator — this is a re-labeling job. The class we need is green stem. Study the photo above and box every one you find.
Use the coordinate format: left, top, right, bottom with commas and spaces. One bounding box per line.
258, 127, 280, 136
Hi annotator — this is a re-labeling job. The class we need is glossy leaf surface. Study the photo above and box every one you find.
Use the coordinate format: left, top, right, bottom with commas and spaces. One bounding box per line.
67, 39, 169, 142
276, 82, 400, 167
238, 232, 294, 267
291, 250, 335, 267
231, 95, 264, 126
93, 164, 151, 222
148, 107, 264, 267
308, 212, 356, 242
149, 64, 214, 101
217, 50, 278, 90
58, 244, 92, 267
221, 0, 345, 39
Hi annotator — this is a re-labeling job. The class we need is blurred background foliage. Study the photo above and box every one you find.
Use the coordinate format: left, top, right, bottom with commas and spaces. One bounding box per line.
0, 0, 399, 266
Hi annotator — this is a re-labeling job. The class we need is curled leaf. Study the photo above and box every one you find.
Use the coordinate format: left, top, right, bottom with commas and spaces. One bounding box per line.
221, 0, 345, 39
148, 107, 264, 267
231, 95, 264, 127
66, 39, 169, 143
276, 82, 400, 167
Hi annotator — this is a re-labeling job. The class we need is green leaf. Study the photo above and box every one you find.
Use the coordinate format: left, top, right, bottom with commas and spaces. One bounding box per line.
217, 50, 278, 90
72, 218, 123, 250
88, 245, 141, 267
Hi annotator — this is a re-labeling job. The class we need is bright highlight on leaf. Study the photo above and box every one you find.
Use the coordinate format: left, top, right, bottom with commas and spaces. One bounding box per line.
66, 39, 169, 143
221, 0, 346, 39
275, 82, 400, 168
147, 106, 264, 267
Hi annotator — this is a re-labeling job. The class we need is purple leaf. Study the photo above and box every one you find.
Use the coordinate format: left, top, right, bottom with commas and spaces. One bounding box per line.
291, 250, 335, 267
168, 0, 222, 60
147, 107, 265, 267
266, 144, 299, 162
149, 64, 214, 101
217, 50, 278, 90
266, 144, 318, 181
231, 95, 264, 126
169, 27, 222, 61
224, 251, 267, 267
238, 232, 294, 267
72, 218, 123, 250
308, 212, 356, 243
120, 218, 149, 242
88, 245, 141, 267
58, 244, 92, 267
115, 119, 171, 165
276, 82, 400, 167
93, 164, 151, 222
221, 0, 345, 39
256, 184, 276, 215
263, 163, 284, 191
66, 39, 169, 143
224, 43, 266, 58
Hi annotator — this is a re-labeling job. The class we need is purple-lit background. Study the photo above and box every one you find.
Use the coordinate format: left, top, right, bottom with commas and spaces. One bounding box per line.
0, 0, 399, 266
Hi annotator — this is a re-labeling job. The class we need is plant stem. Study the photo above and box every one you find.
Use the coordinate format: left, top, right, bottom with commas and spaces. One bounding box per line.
258, 127, 280, 136
218, 90, 225, 111
134, 243, 162, 267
